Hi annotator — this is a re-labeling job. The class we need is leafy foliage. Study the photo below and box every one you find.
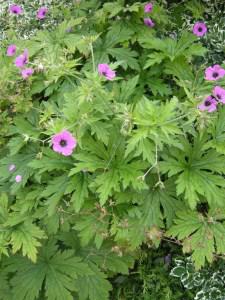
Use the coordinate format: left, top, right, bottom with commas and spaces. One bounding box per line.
1, 0, 225, 299
167, 209, 225, 269
161, 135, 225, 209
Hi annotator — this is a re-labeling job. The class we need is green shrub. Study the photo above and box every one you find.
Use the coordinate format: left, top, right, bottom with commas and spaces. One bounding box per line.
1, 1, 225, 299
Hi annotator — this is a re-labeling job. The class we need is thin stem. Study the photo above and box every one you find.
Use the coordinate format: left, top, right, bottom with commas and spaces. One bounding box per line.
162, 112, 190, 125
104, 137, 123, 172
89, 43, 95, 73
138, 143, 158, 180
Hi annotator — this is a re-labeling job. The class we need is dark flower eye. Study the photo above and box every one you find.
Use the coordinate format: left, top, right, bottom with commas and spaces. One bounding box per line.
60, 139, 67, 147
212, 72, 219, 78
204, 100, 211, 106
198, 27, 203, 32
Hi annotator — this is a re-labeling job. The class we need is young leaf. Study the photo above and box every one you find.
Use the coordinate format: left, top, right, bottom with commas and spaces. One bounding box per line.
10, 221, 46, 262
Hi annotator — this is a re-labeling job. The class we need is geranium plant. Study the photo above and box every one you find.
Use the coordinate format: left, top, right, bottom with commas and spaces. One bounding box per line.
1, 1, 225, 299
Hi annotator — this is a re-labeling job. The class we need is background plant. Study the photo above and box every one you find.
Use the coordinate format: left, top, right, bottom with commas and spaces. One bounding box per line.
111, 243, 194, 300
171, 256, 225, 300
167, 0, 225, 64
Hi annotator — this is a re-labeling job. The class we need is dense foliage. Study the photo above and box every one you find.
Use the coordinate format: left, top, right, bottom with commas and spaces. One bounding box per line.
1, 0, 225, 299
111, 243, 194, 299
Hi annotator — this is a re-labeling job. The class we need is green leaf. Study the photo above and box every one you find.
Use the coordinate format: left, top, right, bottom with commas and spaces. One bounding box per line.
70, 174, 89, 212
7, 242, 91, 300
0, 268, 11, 300
93, 170, 120, 205
146, 78, 172, 96
126, 98, 181, 161
115, 75, 139, 103
167, 210, 225, 269
165, 57, 195, 81
108, 48, 139, 70
13, 117, 40, 138
103, 2, 123, 18
161, 136, 225, 209
104, 24, 134, 48
144, 52, 165, 68
74, 213, 110, 249
83, 243, 134, 274
7, 137, 25, 156
142, 180, 182, 228
74, 262, 112, 300
41, 175, 69, 216
10, 221, 46, 262
29, 149, 73, 174
207, 106, 225, 154
140, 32, 205, 61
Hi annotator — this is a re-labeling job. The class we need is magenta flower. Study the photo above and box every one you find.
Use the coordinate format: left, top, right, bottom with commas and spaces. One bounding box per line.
9, 4, 23, 15
7, 44, 17, 56
205, 65, 225, 81
144, 18, 155, 28
21, 68, 34, 79
213, 86, 225, 104
37, 7, 48, 20
193, 22, 207, 37
98, 64, 116, 80
15, 175, 22, 183
14, 49, 29, 69
51, 130, 77, 156
198, 95, 218, 112
9, 164, 16, 172
144, 2, 153, 13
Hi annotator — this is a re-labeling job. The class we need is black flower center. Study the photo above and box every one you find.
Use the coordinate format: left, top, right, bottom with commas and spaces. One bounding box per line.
60, 139, 67, 147
205, 100, 211, 106
212, 72, 219, 78
12, 8, 18, 13
217, 94, 221, 99
198, 27, 203, 32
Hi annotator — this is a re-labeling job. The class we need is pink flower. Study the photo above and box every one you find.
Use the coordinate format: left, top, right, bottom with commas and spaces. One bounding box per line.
14, 49, 29, 69
213, 86, 225, 104
205, 65, 225, 81
193, 22, 207, 37
7, 44, 17, 56
198, 95, 218, 112
15, 175, 22, 183
98, 64, 116, 80
51, 130, 77, 156
21, 68, 34, 79
37, 7, 48, 20
144, 18, 155, 27
144, 2, 153, 13
8, 164, 16, 172
9, 4, 23, 15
